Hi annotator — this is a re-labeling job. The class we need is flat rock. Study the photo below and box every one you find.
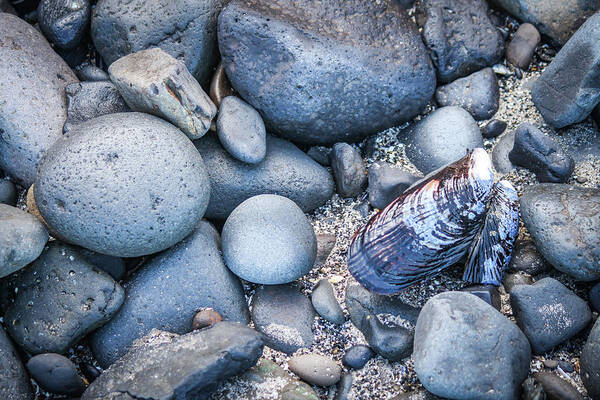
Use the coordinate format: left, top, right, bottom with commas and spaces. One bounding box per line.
218, 0, 435, 144
35, 112, 211, 257
414, 292, 531, 399
38, 0, 90, 49
91, 0, 227, 85
83, 322, 264, 400
27, 353, 86, 396
367, 162, 419, 209
506, 23, 541, 69
435, 68, 499, 120
330, 143, 367, 198
0, 242, 124, 354
520, 184, 600, 281
251, 284, 315, 354
508, 239, 551, 276
315, 234, 336, 268
492, 130, 517, 173
532, 12, 600, 128
0, 13, 78, 186
0, 204, 49, 278
288, 354, 341, 387
581, 318, 600, 399
194, 134, 334, 219
311, 279, 345, 325
90, 220, 250, 368
109, 48, 216, 140
0, 326, 32, 400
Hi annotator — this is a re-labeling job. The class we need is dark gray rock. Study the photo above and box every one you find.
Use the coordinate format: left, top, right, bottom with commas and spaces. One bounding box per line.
1, 242, 124, 354
590, 282, 600, 312
559, 361, 575, 373
532, 372, 584, 400
218, 0, 436, 144
330, 143, 367, 198
506, 23, 541, 69
63, 81, 129, 133
403, 106, 483, 174
490, 0, 598, 46
194, 134, 334, 219
288, 354, 341, 387
508, 239, 551, 276
508, 123, 574, 183
342, 345, 375, 370
335, 373, 353, 400
503, 272, 534, 293
532, 12, 600, 128
83, 323, 264, 400
311, 279, 345, 325
522, 377, 546, 400
0, 13, 78, 187
0, 204, 49, 278
251, 284, 315, 354
581, 318, 600, 399
482, 119, 507, 138
90, 221, 250, 368
307, 147, 331, 166
217, 96, 266, 164
0, 326, 32, 400
414, 291, 531, 400
0, 0, 17, 13
35, 112, 211, 257
78, 248, 126, 281
91, 0, 227, 86
492, 130, 516, 173
416, 0, 504, 83
367, 162, 419, 209
520, 184, 600, 281
0, 180, 17, 206
435, 68, 500, 120
38, 0, 90, 49
108, 48, 217, 140
460, 284, 501, 310
76, 64, 109, 81
27, 353, 85, 396
360, 312, 413, 361
510, 277, 592, 354
222, 194, 316, 284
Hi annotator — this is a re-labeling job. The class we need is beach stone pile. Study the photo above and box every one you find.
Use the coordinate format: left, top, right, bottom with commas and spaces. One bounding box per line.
0, 1, 599, 399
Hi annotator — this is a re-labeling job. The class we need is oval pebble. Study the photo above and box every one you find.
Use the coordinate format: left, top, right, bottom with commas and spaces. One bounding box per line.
342, 345, 375, 370
288, 353, 342, 387
27, 353, 85, 396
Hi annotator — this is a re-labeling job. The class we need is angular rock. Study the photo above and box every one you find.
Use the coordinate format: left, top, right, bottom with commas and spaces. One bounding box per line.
532, 371, 584, 400
35, 112, 211, 257
506, 23, 541, 69
403, 106, 483, 174
416, 0, 504, 83
581, 318, 600, 399
0, 326, 32, 400
367, 162, 419, 209
251, 284, 315, 354
435, 68, 500, 120
508, 123, 574, 182
330, 143, 367, 198
83, 323, 264, 400
0, 13, 78, 186
288, 354, 341, 387
91, 0, 227, 85
38, 0, 90, 49
492, 130, 516, 173
520, 184, 600, 281
0, 242, 124, 354
342, 345, 375, 370
414, 292, 531, 399
508, 239, 551, 276
194, 134, 334, 219
218, 0, 436, 144
217, 96, 266, 164
510, 277, 591, 354
27, 353, 86, 396
532, 12, 600, 128
109, 48, 216, 140
90, 221, 250, 368
0, 180, 17, 206
482, 119, 507, 139
311, 279, 345, 325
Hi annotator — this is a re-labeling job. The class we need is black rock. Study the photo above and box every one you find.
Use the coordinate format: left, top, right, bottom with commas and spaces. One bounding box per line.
54, 40, 89, 68
342, 345, 375, 369
491, 130, 516, 173
0, 0, 17, 14
508, 123, 574, 183
81, 363, 101, 383
510, 277, 591, 354
83, 322, 264, 400
506, 23, 541, 70
218, 0, 436, 144
532, 372, 584, 400
367, 162, 419, 209
311, 279, 345, 325
532, 12, 600, 128
90, 221, 250, 368
460, 285, 501, 310
251, 284, 315, 354
307, 147, 331, 166
0, 179, 17, 206
0, 242, 124, 355
76, 64, 109, 81
360, 312, 413, 362
416, 0, 504, 83
435, 68, 499, 121
508, 240, 551, 276
38, 0, 90, 49
482, 119, 507, 139
558, 360, 575, 373
0, 326, 32, 399
590, 282, 600, 312
330, 143, 367, 198
503, 272, 534, 294
27, 353, 85, 396
581, 318, 600, 399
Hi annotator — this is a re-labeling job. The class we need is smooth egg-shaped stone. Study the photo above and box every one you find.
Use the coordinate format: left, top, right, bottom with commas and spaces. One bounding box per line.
34, 112, 210, 257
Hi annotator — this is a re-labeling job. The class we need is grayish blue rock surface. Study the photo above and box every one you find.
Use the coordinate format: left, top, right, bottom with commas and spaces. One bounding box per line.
38, 0, 90, 49
0, 326, 32, 400
582, 318, 600, 399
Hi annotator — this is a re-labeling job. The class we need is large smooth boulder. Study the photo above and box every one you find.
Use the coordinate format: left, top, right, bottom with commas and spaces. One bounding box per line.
217, 0, 436, 144
0, 13, 78, 186
34, 112, 211, 257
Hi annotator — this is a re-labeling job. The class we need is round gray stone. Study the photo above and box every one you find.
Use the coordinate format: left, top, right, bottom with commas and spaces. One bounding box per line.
34, 112, 211, 257
288, 354, 341, 387
27, 353, 85, 396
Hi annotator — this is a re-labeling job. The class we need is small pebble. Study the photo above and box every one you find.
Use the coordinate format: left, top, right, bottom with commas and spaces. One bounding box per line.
288, 353, 342, 387
544, 360, 559, 369
461, 285, 501, 310
81, 363, 101, 383
330, 143, 367, 198
307, 146, 331, 166
27, 353, 86, 396
76, 64, 109, 82
37, 0, 90, 49
367, 162, 419, 210
558, 361, 575, 373
481, 119, 507, 138
508, 240, 550, 276
342, 345, 375, 370
311, 279, 345, 325
361, 312, 413, 362
192, 309, 223, 330
506, 23, 541, 69
533, 371, 584, 400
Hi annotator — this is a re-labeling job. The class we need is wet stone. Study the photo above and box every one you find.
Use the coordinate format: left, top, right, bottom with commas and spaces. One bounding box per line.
209, 62, 235, 108
360, 312, 413, 361
508, 239, 551, 276
532, 371, 584, 400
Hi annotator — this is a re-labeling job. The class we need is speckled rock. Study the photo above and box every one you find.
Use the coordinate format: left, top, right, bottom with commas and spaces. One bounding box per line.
0, 13, 78, 186
367, 162, 419, 210
403, 106, 483, 174
414, 292, 531, 400
38, 0, 90, 49
194, 134, 334, 219
532, 371, 584, 400
508, 239, 551, 276
435, 68, 499, 120
109, 48, 216, 140
311, 279, 345, 325
91, 0, 227, 85
218, 0, 436, 144
0, 180, 17, 206
0, 242, 124, 355
83, 323, 264, 400
510, 277, 591, 354
90, 221, 250, 368
342, 345, 375, 370
34, 112, 210, 257
288, 354, 341, 387
506, 23, 541, 69
416, 0, 504, 83
581, 318, 600, 399
492, 130, 516, 173
0, 204, 49, 278
251, 284, 315, 354
330, 143, 367, 198
27, 353, 85, 396
520, 184, 600, 281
